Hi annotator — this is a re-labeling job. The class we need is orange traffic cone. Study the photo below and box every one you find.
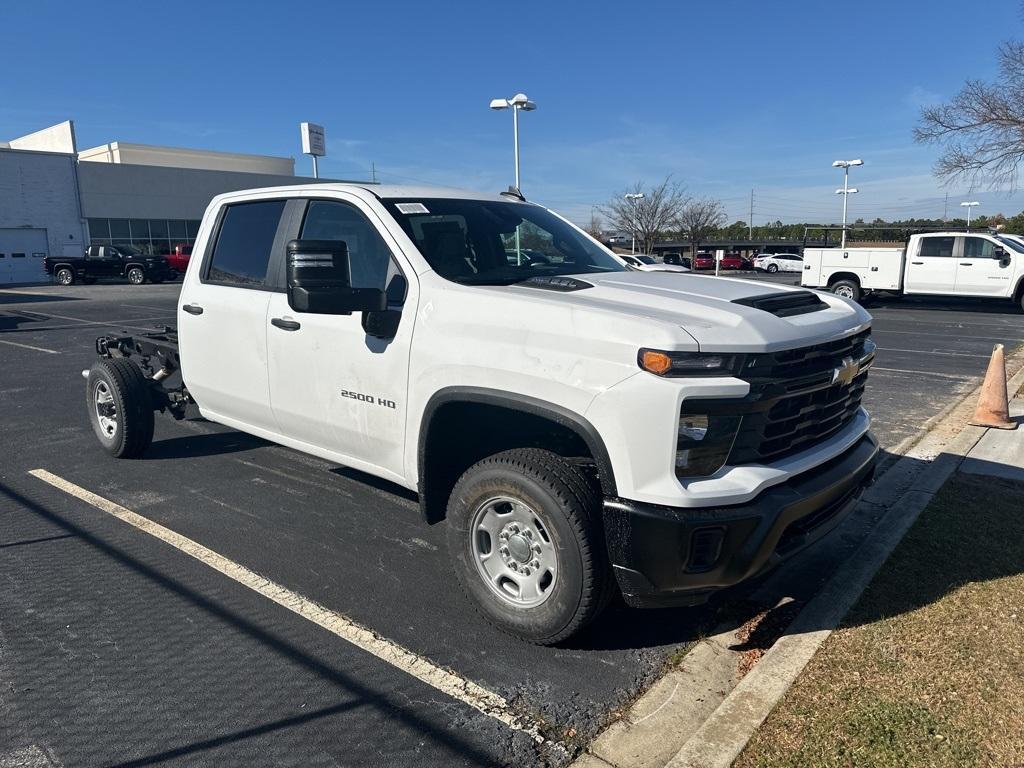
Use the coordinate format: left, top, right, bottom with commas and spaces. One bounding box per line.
969, 343, 1017, 430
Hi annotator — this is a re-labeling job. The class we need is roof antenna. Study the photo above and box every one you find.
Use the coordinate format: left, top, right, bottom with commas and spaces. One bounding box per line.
501, 185, 526, 201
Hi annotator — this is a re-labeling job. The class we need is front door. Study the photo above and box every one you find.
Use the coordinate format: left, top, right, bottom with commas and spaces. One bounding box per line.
955, 235, 1014, 297
266, 196, 415, 482
177, 198, 288, 433
904, 235, 957, 294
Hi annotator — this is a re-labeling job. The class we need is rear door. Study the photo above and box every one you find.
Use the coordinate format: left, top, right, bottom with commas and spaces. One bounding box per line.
903, 235, 957, 294
955, 235, 1014, 297
177, 198, 288, 433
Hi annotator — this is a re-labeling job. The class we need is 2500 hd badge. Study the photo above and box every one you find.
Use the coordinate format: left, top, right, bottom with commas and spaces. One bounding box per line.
340, 389, 397, 409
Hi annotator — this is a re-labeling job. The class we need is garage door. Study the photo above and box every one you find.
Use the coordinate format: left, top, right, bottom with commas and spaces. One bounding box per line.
0, 229, 49, 284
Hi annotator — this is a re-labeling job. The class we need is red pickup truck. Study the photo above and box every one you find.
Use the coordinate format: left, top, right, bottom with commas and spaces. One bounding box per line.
166, 244, 192, 275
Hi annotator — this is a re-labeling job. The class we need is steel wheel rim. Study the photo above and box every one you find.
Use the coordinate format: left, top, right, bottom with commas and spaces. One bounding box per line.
470, 495, 558, 608
94, 381, 118, 439
835, 284, 854, 298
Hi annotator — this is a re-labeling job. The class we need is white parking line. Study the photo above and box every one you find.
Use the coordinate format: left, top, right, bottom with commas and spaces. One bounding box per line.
0, 339, 60, 354
870, 366, 974, 380
28, 468, 548, 745
875, 346, 992, 358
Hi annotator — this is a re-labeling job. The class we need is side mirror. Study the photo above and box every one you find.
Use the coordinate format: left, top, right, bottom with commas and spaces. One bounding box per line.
286, 240, 386, 314
994, 246, 1008, 258
362, 274, 408, 339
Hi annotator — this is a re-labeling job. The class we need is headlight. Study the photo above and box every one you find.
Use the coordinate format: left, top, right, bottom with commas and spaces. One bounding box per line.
639, 349, 741, 377
676, 411, 742, 478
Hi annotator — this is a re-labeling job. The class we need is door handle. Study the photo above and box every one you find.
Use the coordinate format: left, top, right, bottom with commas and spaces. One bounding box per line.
959, 262, 972, 266
182, 304, 204, 315
911, 261, 924, 265
271, 317, 301, 331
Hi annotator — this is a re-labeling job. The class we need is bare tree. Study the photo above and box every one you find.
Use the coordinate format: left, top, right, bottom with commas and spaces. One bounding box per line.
585, 210, 603, 238
600, 177, 689, 253
915, 40, 1024, 189
676, 198, 727, 259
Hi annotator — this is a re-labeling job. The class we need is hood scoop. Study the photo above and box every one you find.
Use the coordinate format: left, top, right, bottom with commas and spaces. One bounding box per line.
519, 276, 593, 292
732, 290, 828, 317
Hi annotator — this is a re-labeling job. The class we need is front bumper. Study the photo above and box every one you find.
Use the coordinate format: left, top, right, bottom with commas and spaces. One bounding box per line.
604, 432, 879, 608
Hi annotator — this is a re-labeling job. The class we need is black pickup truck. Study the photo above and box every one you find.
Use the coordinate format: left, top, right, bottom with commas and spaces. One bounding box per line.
44, 245, 172, 286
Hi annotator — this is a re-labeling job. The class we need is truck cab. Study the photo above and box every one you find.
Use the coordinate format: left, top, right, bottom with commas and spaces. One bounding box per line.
802, 231, 1024, 307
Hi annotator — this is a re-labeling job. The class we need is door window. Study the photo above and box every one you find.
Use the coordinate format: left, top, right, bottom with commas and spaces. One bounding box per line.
919, 237, 955, 258
299, 200, 395, 290
962, 237, 996, 258
206, 200, 286, 287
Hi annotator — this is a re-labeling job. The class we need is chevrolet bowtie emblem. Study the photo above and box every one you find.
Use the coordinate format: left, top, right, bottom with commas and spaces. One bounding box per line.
831, 356, 860, 387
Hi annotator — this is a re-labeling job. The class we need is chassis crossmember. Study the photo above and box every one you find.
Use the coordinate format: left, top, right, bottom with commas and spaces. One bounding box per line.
95, 328, 192, 419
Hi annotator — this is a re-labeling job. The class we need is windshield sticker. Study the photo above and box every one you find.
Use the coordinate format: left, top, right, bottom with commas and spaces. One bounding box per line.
396, 202, 429, 214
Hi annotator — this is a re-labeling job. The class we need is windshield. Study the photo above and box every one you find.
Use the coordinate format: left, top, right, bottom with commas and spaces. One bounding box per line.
116, 245, 142, 255
997, 235, 1024, 253
636, 255, 656, 264
382, 198, 625, 285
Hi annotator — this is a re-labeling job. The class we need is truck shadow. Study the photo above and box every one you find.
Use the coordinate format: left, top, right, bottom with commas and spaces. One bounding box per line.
140, 431, 270, 460
0, 291, 85, 305
865, 294, 1024, 314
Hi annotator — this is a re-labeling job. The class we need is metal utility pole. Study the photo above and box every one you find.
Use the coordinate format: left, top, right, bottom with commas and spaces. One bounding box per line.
832, 159, 863, 249
371, 162, 377, 183
943, 192, 948, 223
749, 189, 754, 240
489, 93, 536, 192
624, 193, 645, 254
961, 201, 979, 229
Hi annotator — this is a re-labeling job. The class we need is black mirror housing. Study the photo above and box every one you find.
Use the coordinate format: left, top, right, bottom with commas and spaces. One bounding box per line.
286, 240, 386, 314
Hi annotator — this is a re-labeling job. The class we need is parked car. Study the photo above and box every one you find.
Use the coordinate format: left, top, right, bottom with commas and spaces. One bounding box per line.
662, 253, 684, 266
620, 254, 690, 273
754, 253, 804, 273
83, 182, 877, 644
44, 245, 172, 286
167, 244, 193, 275
803, 232, 1024, 305
692, 252, 742, 270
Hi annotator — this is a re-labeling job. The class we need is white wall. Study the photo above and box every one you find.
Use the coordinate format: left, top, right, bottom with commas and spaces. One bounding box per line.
8, 121, 77, 154
78, 142, 294, 175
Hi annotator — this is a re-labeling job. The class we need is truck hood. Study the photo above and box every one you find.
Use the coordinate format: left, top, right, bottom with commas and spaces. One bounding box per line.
507, 271, 871, 353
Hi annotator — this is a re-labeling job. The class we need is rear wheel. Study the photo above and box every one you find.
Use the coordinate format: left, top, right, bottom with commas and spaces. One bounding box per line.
446, 448, 612, 645
766, 263, 779, 273
55, 267, 74, 285
86, 358, 154, 458
830, 278, 861, 302
127, 267, 145, 285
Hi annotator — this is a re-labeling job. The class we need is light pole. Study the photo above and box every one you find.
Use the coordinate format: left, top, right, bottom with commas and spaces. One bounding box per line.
489, 93, 537, 191
624, 193, 645, 254
960, 201, 980, 229
832, 159, 863, 248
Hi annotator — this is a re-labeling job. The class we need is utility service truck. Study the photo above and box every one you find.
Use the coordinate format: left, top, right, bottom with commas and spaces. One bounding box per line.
802, 231, 1024, 307
82, 183, 878, 644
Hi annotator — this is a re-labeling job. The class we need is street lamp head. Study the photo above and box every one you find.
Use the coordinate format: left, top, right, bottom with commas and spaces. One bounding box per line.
832, 159, 864, 168
835, 188, 858, 194
510, 93, 531, 107
624, 193, 645, 201
489, 98, 509, 110
960, 201, 980, 207
849, 159, 863, 166
520, 100, 537, 112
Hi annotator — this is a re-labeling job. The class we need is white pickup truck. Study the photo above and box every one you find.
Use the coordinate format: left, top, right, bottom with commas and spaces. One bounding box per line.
83, 183, 878, 644
802, 231, 1024, 307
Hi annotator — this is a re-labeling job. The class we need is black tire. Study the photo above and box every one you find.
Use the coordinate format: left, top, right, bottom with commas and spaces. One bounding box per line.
830, 278, 861, 302
55, 267, 75, 286
766, 263, 779, 273
127, 267, 145, 285
446, 448, 612, 645
86, 358, 155, 458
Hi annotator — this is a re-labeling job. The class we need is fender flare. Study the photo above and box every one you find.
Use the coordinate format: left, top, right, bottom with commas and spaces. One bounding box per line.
417, 387, 618, 520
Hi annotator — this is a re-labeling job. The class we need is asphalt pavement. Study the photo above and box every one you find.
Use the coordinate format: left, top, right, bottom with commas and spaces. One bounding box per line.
1, 278, 1022, 767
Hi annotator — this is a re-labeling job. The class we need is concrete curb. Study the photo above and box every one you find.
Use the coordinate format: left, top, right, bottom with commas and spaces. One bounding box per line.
573, 357, 1024, 768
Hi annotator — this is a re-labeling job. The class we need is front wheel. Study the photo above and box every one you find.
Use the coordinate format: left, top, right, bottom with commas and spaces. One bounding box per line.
86, 358, 155, 458
830, 278, 861, 302
127, 267, 145, 285
766, 263, 779, 273
55, 267, 75, 285
446, 448, 612, 645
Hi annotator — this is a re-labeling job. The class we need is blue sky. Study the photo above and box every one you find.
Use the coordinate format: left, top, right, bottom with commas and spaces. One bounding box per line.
4, 0, 1023, 225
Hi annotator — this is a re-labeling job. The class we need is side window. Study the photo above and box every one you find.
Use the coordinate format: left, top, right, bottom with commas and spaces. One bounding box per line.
919, 236, 955, 258
963, 237, 995, 259
300, 200, 394, 290
207, 200, 285, 287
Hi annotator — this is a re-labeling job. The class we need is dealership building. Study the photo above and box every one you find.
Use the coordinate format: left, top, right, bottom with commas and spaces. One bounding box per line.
0, 120, 358, 284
